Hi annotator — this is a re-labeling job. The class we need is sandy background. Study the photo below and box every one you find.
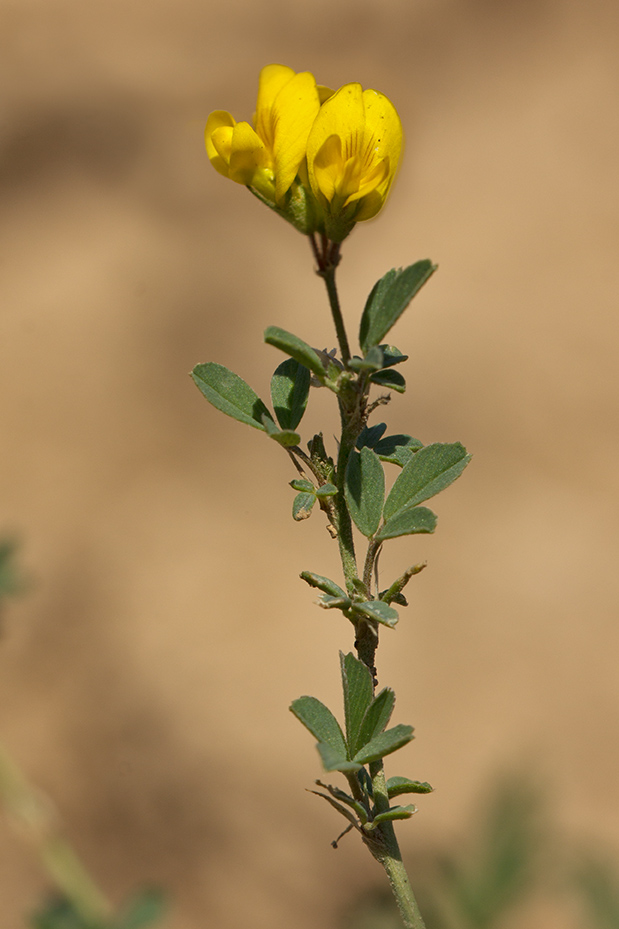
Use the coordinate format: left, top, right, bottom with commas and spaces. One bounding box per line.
1, 0, 618, 926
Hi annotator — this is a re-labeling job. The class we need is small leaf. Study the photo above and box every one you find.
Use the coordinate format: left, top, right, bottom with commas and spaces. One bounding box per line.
352, 600, 399, 628
340, 652, 374, 758
292, 492, 316, 521
379, 345, 409, 367
353, 724, 415, 765
357, 687, 396, 750
359, 260, 437, 352
370, 369, 406, 393
264, 326, 327, 380
376, 506, 438, 542
345, 447, 385, 538
383, 442, 471, 519
300, 572, 347, 599
317, 742, 361, 773
191, 362, 273, 431
386, 777, 434, 798
291, 479, 314, 492
290, 696, 347, 758
315, 483, 338, 499
356, 423, 388, 450
367, 804, 417, 828
348, 346, 385, 372
374, 434, 423, 468
270, 358, 311, 430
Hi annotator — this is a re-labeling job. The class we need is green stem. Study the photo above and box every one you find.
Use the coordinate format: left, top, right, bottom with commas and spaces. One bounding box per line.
368, 762, 427, 929
312, 235, 351, 366
0, 743, 112, 923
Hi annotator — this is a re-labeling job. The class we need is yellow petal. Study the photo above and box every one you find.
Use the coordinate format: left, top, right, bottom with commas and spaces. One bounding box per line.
254, 64, 296, 149
312, 134, 344, 201
361, 89, 402, 193
307, 83, 365, 201
344, 157, 389, 206
205, 110, 236, 176
271, 71, 320, 201
228, 121, 268, 185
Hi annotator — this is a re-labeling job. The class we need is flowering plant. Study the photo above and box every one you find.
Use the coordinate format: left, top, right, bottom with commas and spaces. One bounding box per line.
200, 64, 470, 929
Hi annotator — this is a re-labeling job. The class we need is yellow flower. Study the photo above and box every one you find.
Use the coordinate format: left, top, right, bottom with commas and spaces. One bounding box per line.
306, 83, 403, 242
205, 64, 321, 208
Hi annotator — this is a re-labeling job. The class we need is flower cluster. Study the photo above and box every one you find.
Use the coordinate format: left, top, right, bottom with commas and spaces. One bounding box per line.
205, 64, 403, 243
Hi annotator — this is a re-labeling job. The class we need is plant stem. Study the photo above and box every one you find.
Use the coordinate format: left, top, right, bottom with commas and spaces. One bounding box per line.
0, 742, 112, 923
312, 235, 351, 366
368, 762, 427, 929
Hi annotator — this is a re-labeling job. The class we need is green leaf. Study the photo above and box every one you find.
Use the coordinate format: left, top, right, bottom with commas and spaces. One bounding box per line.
30, 900, 96, 929
374, 434, 423, 468
356, 422, 387, 450
191, 362, 273, 431
261, 414, 300, 447
291, 479, 314, 492
300, 571, 347, 599
353, 724, 415, 765
367, 804, 417, 828
117, 889, 166, 929
319, 594, 352, 611
292, 492, 316, 521
270, 358, 311, 430
348, 346, 385, 372
315, 483, 338, 499
357, 687, 396, 750
383, 442, 471, 520
345, 447, 385, 538
369, 369, 406, 393
379, 345, 409, 367
290, 696, 348, 758
359, 260, 437, 352
352, 600, 399, 628
317, 742, 361, 773
340, 652, 373, 758
264, 326, 327, 380
377, 506, 437, 541
386, 777, 434, 798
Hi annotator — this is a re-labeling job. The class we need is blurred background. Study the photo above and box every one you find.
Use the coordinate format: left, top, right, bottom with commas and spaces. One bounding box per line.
1, 0, 618, 926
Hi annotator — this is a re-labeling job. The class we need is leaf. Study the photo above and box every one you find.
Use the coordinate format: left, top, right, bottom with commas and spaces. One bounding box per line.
356, 422, 388, 450
368, 804, 417, 827
315, 483, 338, 499
359, 260, 437, 352
191, 362, 273, 431
348, 346, 385, 372
264, 326, 327, 380
270, 358, 311, 430
386, 777, 434, 798
353, 724, 415, 765
290, 696, 348, 759
319, 594, 352, 611
261, 414, 301, 447
352, 600, 399, 628
292, 493, 316, 521
357, 687, 396, 750
340, 652, 373, 758
383, 442, 471, 519
300, 572, 347, 599
317, 742, 361, 773
379, 345, 409, 367
376, 506, 438, 542
345, 447, 385, 538
30, 900, 95, 929
291, 479, 314, 492
369, 369, 406, 393
374, 434, 424, 468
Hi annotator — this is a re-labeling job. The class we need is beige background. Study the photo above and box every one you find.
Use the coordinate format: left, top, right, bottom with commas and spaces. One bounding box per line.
1, 0, 618, 926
